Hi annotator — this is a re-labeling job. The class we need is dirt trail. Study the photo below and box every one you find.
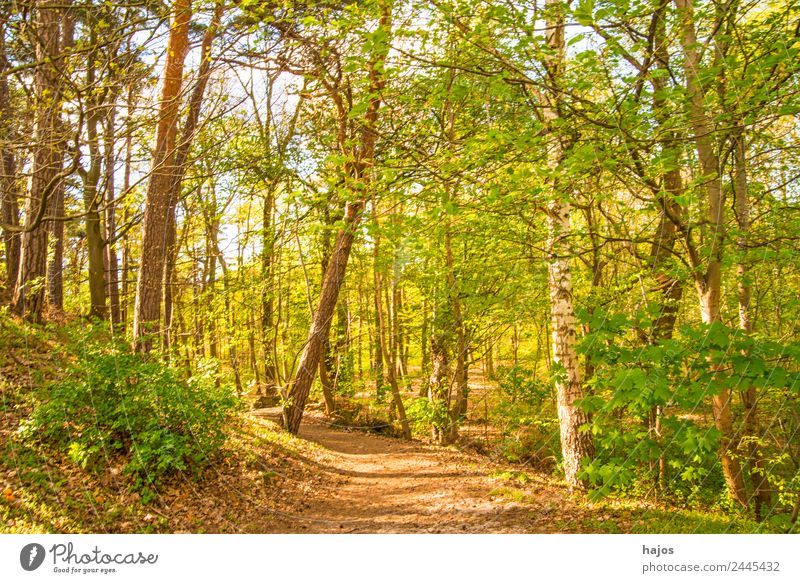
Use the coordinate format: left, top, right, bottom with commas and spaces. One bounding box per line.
252, 408, 586, 533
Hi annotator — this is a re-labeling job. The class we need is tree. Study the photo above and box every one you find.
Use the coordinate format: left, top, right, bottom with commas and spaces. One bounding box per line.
132, 0, 191, 352
13, 0, 70, 323
282, 0, 394, 434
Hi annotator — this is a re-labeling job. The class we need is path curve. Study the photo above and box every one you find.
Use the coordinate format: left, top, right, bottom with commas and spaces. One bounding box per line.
252, 408, 584, 533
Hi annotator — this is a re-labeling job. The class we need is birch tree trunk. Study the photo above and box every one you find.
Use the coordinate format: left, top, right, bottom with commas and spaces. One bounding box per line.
544, 0, 594, 490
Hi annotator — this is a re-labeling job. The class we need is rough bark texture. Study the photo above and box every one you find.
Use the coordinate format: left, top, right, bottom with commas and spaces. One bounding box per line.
82, 37, 108, 320
282, 1, 392, 434
674, 0, 748, 507
163, 2, 223, 349
13, 1, 64, 323
544, 0, 594, 490
428, 333, 451, 444
0, 12, 20, 291
132, 0, 191, 352
283, 202, 364, 434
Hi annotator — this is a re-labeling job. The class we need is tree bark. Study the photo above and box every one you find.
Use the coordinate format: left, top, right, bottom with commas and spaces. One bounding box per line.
544, 0, 594, 490
0, 11, 20, 292
281, 1, 392, 434
674, 0, 748, 507
132, 0, 191, 352
13, 0, 65, 323
283, 201, 365, 434
104, 104, 121, 324
81, 29, 108, 320
428, 332, 451, 444
163, 1, 223, 350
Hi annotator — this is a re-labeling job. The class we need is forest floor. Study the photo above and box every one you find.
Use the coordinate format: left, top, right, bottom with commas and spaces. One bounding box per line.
0, 312, 766, 533
248, 407, 593, 533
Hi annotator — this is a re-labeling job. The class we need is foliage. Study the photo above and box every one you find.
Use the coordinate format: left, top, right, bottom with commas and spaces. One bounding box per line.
490, 366, 560, 466
17, 323, 238, 502
578, 308, 800, 507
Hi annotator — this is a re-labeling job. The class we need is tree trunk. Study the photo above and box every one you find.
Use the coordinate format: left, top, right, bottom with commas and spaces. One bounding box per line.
372, 219, 385, 399
543, 0, 594, 490
162, 2, 223, 350
0, 12, 20, 292
45, 182, 65, 312
428, 333, 451, 444
281, 0, 391, 434
132, 0, 191, 352
120, 82, 135, 329
261, 189, 277, 388
82, 35, 108, 320
13, 1, 65, 323
44, 12, 74, 315
104, 104, 121, 324
732, 122, 771, 518
674, 0, 747, 507
282, 201, 365, 434
317, 220, 337, 415
646, 0, 685, 492
376, 244, 411, 439
445, 227, 469, 422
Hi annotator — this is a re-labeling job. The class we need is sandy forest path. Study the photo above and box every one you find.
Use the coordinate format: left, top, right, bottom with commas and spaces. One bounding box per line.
251, 408, 589, 533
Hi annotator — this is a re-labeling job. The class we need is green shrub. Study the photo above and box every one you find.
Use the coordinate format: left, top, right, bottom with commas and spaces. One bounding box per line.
18, 327, 237, 502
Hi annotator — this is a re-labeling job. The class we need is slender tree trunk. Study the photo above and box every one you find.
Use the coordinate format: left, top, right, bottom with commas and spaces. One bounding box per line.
44, 12, 74, 315
419, 297, 430, 395
81, 35, 108, 320
372, 216, 385, 399
120, 83, 135, 329
544, 0, 594, 490
104, 104, 121, 324
132, 0, 191, 352
485, 339, 494, 379
674, 0, 747, 506
283, 202, 365, 433
375, 235, 411, 438
163, 2, 223, 350
646, 0, 685, 492
192, 244, 205, 358
261, 189, 276, 387
445, 227, 469, 421
281, 1, 391, 434
732, 122, 771, 518
318, 227, 337, 415
45, 182, 65, 312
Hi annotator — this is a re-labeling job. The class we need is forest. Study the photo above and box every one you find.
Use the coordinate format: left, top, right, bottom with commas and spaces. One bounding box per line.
1, 0, 799, 534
